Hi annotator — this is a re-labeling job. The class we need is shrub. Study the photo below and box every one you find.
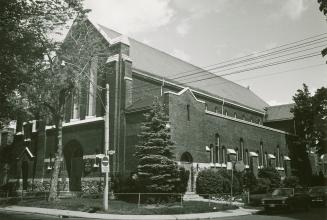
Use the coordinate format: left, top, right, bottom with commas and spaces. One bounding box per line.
173, 166, 189, 194
241, 170, 257, 192
0, 182, 18, 196
112, 174, 140, 202
196, 169, 242, 196
283, 176, 300, 188
258, 167, 281, 189
252, 178, 271, 194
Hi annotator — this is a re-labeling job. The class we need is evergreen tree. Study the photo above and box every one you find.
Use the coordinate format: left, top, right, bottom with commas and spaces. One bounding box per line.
135, 98, 180, 195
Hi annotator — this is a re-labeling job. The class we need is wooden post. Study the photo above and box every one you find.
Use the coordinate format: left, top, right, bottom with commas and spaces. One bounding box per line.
138, 193, 141, 208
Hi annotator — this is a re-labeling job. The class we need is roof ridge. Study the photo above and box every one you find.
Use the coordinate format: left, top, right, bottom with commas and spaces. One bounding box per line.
267, 103, 295, 108
97, 24, 252, 90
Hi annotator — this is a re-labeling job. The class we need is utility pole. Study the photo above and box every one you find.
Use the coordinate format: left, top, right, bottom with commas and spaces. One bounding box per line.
104, 83, 110, 211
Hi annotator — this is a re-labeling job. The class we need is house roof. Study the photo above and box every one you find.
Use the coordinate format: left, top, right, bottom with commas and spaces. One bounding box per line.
265, 103, 295, 122
97, 24, 269, 112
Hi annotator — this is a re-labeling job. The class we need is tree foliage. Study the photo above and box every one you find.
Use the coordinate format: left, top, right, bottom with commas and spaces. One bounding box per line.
318, 0, 327, 59
135, 98, 180, 196
291, 84, 327, 155
0, 0, 85, 126
258, 167, 281, 190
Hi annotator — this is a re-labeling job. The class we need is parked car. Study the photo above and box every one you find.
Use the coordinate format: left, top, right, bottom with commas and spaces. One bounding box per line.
308, 186, 327, 207
261, 188, 311, 212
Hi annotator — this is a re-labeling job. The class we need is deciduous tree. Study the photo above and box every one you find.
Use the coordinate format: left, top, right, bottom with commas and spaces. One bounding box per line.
291, 84, 327, 155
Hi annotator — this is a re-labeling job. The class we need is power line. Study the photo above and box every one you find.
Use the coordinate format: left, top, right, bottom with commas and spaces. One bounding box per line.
66, 32, 327, 108
176, 46, 324, 82
128, 51, 321, 93
171, 38, 327, 81
183, 53, 320, 84
168, 33, 327, 78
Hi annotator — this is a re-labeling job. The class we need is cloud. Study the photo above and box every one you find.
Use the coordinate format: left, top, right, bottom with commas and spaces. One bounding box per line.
281, 0, 307, 20
173, 0, 228, 17
171, 49, 190, 62
265, 42, 278, 50
215, 43, 228, 58
309, 87, 317, 95
84, 0, 174, 34
268, 0, 307, 21
176, 19, 190, 36
174, 0, 228, 36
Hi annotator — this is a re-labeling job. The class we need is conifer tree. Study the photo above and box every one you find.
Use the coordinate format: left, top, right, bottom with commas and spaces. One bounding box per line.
135, 98, 180, 195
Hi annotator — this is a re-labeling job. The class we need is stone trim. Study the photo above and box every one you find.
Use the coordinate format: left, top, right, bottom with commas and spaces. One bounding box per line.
87, 17, 114, 45
106, 54, 119, 63
45, 117, 104, 130
164, 87, 205, 104
205, 110, 291, 135
111, 35, 130, 46
124, 76, 133, 81
284, 156, 291, 161
44, 157, 63, 162
132, 69, 265, 115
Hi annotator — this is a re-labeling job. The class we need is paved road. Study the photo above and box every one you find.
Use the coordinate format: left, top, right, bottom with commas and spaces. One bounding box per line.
215, 207, 327, 220
0, 210, 83, 220
0, 207, 326, 220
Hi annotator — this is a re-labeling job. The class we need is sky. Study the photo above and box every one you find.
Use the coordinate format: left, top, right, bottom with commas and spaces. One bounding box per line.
84, 0, 327, 106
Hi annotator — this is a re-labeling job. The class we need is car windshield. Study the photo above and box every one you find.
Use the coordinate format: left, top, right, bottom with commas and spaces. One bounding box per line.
272, 188, 293, 196
309, 187, 327, 194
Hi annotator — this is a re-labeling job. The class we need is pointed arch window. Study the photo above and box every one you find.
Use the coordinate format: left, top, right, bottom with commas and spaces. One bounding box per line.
215, 134, 220, 163
71, 89, 80, 120
245, 149, 249, 166
210, 144, 214, 163
277, 145, 280, 167
87, 57, 97, 117
239, 138, 244, 161
259, 141, 264, 167
222, 146, 226, 164
186, 104, 190, 121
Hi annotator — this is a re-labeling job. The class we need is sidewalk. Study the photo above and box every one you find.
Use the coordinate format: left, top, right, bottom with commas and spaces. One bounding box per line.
0, 205, 259, 220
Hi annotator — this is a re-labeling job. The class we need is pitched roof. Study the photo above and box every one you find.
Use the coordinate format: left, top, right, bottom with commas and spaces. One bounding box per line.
97, 24, 268, 112
265, 103, 295, 122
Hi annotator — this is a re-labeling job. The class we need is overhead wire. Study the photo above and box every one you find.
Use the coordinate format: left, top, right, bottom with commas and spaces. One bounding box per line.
66, 32, 327, 110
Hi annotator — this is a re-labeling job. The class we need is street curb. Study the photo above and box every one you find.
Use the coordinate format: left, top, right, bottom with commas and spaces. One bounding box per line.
0, 206, 259, 220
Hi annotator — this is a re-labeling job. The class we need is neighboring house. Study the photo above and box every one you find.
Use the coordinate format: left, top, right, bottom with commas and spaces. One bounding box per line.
264, 104, 296, 134
2, 18, 298, 193
0, 126, 15, 186
265, 104, 321, 181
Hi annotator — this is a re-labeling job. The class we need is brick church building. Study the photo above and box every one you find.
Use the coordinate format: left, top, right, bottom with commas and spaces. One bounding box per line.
3, 18, 298, 193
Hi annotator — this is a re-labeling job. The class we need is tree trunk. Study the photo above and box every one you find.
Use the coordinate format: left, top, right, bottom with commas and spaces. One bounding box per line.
48, 116, 64, 201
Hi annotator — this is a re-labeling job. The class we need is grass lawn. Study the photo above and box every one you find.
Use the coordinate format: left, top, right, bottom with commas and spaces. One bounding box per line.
6, 197, 238, 215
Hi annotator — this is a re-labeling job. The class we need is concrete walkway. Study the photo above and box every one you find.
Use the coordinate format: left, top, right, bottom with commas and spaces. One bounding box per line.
0, 205, 259, 220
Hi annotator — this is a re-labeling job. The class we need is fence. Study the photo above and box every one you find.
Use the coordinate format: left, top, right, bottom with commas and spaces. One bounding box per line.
0, 190, 246, 209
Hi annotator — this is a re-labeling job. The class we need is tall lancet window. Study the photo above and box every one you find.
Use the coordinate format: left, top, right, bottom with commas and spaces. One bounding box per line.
215, 134, 220, 163
72, 89, 80, 120
87, 57, 97, 117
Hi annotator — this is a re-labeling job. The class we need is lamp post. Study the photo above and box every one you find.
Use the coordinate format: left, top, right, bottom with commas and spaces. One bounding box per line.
227, 153, 237, 204
104, 83, 110, 211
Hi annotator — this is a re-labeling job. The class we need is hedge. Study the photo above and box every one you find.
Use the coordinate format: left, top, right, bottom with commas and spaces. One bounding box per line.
196, 169, 242, 195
